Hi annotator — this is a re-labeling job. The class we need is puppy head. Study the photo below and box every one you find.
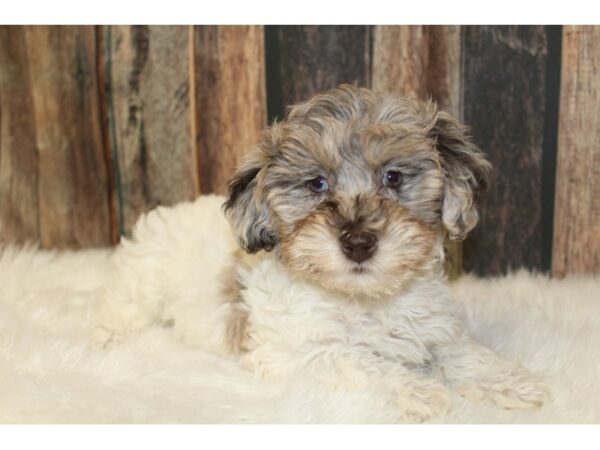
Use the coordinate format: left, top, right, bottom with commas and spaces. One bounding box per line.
224, 85, 490, 297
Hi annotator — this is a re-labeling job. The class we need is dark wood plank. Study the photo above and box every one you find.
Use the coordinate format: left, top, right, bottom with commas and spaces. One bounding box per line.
266, 25, 371, 120
107, 25, 198, 237
462, 26, 552, 275
553, 26, 600, 277
0, 26, 40, 246
372, 25, 463, 278
0, 26, 112, 249
96, 25, 120, 246
193, 25, 267, 195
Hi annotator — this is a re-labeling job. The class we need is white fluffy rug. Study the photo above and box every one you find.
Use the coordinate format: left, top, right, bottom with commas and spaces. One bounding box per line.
0, 246, 599, 423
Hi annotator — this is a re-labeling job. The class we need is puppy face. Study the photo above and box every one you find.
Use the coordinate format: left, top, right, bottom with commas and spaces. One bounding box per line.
224, 85, 490, 298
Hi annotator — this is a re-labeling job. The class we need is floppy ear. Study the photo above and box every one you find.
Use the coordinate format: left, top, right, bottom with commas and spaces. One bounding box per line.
223, 149, 279, 253
432, 111, 491, 241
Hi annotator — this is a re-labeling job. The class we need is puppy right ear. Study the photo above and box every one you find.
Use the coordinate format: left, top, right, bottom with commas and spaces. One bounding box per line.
223, 150, 278, 253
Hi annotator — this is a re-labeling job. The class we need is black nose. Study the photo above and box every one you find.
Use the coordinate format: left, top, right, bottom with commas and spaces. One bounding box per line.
340, 230, 378, 263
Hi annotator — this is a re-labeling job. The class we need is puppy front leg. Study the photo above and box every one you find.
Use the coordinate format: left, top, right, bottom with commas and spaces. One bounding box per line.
247, 342, 451, 422
384, 365, 452, 423
93, 284, 162, 348
309, 344, 453, 422
436, 334, 550, 410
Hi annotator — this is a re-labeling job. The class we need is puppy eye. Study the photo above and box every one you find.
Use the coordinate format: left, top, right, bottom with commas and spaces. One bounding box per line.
383, 170, 403, 188
307, 176, 328, 193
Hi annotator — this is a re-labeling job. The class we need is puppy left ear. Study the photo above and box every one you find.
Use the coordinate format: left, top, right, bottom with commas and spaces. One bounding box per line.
223, 150, 279, 253
431, 111, 491, 241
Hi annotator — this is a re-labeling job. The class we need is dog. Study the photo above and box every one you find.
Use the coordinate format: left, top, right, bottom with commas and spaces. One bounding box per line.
95, 84, 550, 422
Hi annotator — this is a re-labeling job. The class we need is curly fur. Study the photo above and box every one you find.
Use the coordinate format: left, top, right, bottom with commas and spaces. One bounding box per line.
89, 85, 546, 422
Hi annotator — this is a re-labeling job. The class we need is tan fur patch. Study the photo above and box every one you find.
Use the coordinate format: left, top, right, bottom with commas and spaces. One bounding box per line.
279, 196, 439, 299
219, 253, 252, 353
225, 304, 250, 354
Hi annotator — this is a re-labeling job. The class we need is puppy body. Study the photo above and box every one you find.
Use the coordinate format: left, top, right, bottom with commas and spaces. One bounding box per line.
96, 85, 550, 421
233, 244, 548, 418
96, 195, 547, 422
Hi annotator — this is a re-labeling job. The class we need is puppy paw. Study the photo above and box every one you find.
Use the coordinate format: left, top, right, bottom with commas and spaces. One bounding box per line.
455, 367, 551, 410
91, 304, 158, 349
395, 379, 452, 423
490, 369, 551, 409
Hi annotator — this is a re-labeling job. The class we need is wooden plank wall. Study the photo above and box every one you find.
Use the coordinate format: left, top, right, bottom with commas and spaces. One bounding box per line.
0, 25, 598, 277
461, 26, 560, 276
265, 25, 371, 120
193, 26, 266, 195
0, 26, 112, 248
553, 26, 600, 277
372, 26, 461, 113
0, 27, 41, 244
0, 25, 266, 246
107, 25, 197, 236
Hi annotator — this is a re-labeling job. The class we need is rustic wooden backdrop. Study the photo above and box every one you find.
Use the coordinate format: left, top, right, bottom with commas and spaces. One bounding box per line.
0, 25, 598, 277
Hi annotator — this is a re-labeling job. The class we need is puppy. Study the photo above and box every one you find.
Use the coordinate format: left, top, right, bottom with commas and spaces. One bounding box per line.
96, 85, 550, 422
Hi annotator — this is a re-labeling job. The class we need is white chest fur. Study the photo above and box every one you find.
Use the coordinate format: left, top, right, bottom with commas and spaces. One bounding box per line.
237, 258, 463, 377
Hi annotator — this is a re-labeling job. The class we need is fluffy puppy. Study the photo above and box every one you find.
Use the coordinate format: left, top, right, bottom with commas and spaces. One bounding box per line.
96, 85, 550, 422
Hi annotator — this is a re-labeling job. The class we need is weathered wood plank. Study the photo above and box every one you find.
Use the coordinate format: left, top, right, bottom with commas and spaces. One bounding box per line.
25, 26, 111, 248
462, 26, 551, 276
107, 25, 197, 237
193, 25, 267, 194
96, 25, 120, 246
372, 25, 463, 277
0, 26, 112, 249
0, 26, 40, 246
553, 26, 600, 277
373, 26, 461, 112
266, 25, 371, 120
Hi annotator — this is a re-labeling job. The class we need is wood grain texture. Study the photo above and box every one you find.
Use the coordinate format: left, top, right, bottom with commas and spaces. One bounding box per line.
553, 26, 600, 276
266, 25, 371, 120
107, 25, 197, 237
193, 26, 267, 194
96, 25, 120, 246
373, 26, 461, 113
372, 25, 463, 277
26, 26, 111, 248
462, 26, 550, 275
0, 26, 112, 248
0, 26, 40, 245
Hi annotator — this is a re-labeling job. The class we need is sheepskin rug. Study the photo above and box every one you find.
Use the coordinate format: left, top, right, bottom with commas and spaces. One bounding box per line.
1, 245, 599, 423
